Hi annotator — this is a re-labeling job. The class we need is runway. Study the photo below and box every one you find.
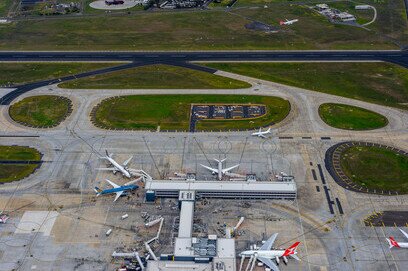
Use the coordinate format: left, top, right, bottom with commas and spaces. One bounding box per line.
0, 50, 408, 67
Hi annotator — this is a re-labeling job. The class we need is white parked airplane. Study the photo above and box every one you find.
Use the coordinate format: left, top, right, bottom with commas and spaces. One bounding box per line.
387, 228, 408, 249
279, 19, 299, 25
97, 150, 133, 178
252, 127, 271, 138
239, 233, 300, 271
200, 158, 240, 180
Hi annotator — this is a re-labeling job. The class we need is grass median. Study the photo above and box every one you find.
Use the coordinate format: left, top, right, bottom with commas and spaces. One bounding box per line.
340, 146, 408, 193
318, 103, 388, 130
59, 64, 250, 89
9, 95, 72, 127
0, 63, 116, 86
204, 62, 408, 110
0, 145, 41, 183
0, 0, 12, 16
93, 94, 290, 131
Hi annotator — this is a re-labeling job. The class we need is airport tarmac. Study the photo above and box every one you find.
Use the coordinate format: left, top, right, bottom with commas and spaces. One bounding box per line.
0, 71, 407, 271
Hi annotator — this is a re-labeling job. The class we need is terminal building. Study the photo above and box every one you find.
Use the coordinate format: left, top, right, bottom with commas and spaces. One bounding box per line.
145, 178, 297, 201
144, 176, 297, 271
146, 190, 236, 271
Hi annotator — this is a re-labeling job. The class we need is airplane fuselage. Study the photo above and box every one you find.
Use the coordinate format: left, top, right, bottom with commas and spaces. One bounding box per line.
394, 242, 408, 248
99, 184, 138, 195
106, 157, 131, 178
218, 161, 223, 180
240, 250, 286, 258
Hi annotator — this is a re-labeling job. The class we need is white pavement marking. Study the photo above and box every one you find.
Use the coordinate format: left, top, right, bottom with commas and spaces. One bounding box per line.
15, 211, 59, 236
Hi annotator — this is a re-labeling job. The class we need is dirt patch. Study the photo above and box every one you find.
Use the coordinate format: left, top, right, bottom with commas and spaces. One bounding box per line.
245, 21, 279, 32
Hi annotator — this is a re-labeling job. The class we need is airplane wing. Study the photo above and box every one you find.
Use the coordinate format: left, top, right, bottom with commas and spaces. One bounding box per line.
122, 156, 133, 167
259, 134, 267, 138
399, 229, 408, 240
290, 254, 301, 261
97, 167, 116, 171
105, 179, 120, 188
114, 191, 124, 202
200, 164, 218, 173
258, 257, 280, 271
222, 164, 239, 173
259, 233, 278, 250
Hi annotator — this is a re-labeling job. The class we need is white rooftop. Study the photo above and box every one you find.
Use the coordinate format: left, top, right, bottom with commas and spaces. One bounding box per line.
216, 238, 235, 258
145, 179, 296, 192
146, 261, 212, 271
179, 201, 195, 238
174, 237, 194, 256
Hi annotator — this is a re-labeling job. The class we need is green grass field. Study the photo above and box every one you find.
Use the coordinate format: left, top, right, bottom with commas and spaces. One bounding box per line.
59, 64, 250, 89
318, 103, 388, 130
0, 0, 12, 16
9, 95, 72, 127
93, 95, 290, 131
0, 145, 41, 183
0, 63, 116, 85
0, 164, 40, 183
340, 146, 408, 193
204, 62, 408, 110
0, 3, 402, 50
0, 145, 42, 161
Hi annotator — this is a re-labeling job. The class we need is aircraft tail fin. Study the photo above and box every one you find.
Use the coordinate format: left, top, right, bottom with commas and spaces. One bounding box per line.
282, 242, 300, 257
387, 237, 400, 249
266, 128, 271, 133
105, 150, 113, 158
94, 187, 102, 195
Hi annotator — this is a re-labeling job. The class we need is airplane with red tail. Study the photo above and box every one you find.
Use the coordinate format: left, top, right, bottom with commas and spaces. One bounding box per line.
387, 229, 408, 249
239, 233, 300, 271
